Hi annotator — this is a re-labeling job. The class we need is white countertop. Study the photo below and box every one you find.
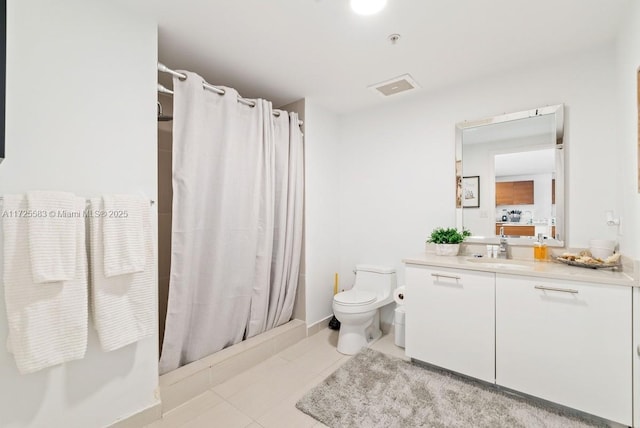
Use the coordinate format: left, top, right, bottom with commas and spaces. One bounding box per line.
403, 253, 638, 287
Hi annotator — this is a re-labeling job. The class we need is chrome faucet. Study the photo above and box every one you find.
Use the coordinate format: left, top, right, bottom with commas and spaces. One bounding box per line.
498, 227, 509, 259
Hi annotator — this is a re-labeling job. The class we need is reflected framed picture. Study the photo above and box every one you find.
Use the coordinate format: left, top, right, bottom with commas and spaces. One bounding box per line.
462, 176, 480, 208
455, 160, 462, 208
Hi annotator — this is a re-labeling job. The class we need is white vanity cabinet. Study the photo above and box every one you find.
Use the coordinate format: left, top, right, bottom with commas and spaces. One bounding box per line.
405, 265, 495, 383
495, 274, 632, 426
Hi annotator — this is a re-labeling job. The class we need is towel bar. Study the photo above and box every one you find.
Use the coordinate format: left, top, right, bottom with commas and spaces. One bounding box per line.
0, 196, 155, 206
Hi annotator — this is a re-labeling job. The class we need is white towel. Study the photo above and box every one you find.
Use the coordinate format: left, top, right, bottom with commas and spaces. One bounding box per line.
102, 194, 146, 277
2, 194, 88, 374
89, 198, 155, 352
26, 191, 78, 283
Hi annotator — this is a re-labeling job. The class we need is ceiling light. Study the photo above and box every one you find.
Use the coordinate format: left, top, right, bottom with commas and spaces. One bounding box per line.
350, 0, 387, 15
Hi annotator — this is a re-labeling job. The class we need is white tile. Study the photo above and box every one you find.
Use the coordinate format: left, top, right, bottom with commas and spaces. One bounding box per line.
369, 332, 409, 361
279, 328, 340, 369
116, 403, 161, 428
317, 355, 351, 379
225, 359, 318, 420
258, 403, 318, 428
181, 401, 253, 428
306, 317, 331, 336
209, 340, 276, 387
273, 322, 307, 352
257, 375, 326, 428
146, 391, 223, 428
287, 343, 344, 375
160, 358, 210, 390
212, 355, 288, 399
150, 325, 366, 428
277, 336, 314, 361
259, 319, 305, 342
160, 369, 211, 413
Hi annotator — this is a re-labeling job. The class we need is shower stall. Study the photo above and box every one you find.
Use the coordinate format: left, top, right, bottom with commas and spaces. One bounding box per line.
156, 63, 305, 374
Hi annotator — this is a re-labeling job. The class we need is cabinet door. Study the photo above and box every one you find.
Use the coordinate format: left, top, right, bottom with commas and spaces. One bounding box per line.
496, 274, 632, 425
495, 182, 513, 205
495, 224, 535, 236
512, 180, 534, 204
405, 265, 495, 383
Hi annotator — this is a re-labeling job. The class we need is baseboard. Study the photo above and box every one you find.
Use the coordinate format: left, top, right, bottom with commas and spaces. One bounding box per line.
381, 320, 393, 334
307, 315, 332, 336
107, 401, 162, 428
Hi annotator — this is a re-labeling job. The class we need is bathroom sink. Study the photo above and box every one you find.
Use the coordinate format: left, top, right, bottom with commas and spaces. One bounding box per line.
466, 258, 531, 271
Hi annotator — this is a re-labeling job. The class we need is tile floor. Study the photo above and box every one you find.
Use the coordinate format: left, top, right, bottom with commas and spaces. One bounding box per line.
145, 329, 407, 428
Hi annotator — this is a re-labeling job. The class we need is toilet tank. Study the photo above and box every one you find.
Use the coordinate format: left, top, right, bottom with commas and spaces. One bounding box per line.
353, 265, 397, 298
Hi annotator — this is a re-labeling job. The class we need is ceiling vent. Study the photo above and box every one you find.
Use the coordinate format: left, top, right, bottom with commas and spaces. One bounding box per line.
368, 74, 420, 97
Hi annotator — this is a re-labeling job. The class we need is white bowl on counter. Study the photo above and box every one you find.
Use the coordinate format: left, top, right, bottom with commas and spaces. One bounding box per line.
589, 239, 616, 259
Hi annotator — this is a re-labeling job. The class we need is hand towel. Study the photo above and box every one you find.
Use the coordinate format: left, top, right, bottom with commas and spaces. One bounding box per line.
26, 191, 78, 283
102, 194, 146, 277
2, 194, 88, 374
89, 198, 155, 352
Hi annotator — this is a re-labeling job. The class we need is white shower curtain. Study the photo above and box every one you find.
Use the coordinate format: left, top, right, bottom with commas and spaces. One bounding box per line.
266, 113, 304, 330
159, 72, 303, 374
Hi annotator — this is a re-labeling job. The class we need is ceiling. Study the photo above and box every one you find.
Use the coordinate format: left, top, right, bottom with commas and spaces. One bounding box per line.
495, 149, 555, 177
128, 0, 631, 114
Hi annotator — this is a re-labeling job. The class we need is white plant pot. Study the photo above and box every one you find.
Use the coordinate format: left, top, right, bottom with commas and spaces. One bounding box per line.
435, 243, 460, 256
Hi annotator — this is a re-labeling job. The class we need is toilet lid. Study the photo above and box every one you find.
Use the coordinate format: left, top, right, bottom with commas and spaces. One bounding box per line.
334, 290, 376, 305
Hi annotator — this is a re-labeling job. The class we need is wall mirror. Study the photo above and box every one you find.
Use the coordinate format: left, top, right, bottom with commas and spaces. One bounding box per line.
455, 105, 564, 246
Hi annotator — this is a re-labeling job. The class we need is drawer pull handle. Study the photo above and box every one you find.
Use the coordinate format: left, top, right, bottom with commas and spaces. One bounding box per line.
534, 285, 578, 294
431, 273, 461, 281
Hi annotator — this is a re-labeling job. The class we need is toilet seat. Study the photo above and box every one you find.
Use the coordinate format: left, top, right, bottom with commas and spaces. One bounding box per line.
334, 289, 376, 306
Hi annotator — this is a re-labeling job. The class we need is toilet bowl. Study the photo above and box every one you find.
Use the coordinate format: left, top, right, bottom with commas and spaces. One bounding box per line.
332, 265, 396, 355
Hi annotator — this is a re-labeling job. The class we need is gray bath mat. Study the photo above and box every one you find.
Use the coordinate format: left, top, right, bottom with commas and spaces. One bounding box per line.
296, 348, 606, 428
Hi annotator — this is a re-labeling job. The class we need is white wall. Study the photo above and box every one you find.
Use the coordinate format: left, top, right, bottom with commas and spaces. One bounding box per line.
0, 1, 158, 427
616, 1, 640, 260
338, 46, 620, 286
615, 9, 640, 427
303, 99, 341, 325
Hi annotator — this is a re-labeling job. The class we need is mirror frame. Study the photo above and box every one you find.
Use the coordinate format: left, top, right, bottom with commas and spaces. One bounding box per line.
455, 104, 565, 246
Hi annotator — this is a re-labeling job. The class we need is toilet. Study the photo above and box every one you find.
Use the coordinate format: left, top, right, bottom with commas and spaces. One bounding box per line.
332, 265, 397, 355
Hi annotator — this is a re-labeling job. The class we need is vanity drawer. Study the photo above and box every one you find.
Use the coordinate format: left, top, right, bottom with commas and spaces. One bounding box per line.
405, 265, 495, 383
495, 274, 632, 425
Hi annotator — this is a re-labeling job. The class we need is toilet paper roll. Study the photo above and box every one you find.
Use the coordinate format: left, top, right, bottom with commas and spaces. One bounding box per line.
393, 286, 406, 305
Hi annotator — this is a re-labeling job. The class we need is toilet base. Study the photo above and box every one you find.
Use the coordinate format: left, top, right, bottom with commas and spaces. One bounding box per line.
336, 310, 382, 355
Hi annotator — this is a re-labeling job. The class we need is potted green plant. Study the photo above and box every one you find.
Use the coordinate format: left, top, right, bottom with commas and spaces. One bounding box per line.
426, 227, 471, 256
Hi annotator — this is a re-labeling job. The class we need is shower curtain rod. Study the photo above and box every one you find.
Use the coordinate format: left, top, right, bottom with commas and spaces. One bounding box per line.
157, 62, 303, 124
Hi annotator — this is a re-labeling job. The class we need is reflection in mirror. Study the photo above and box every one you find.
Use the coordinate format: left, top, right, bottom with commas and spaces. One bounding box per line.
455, 105, 564, 246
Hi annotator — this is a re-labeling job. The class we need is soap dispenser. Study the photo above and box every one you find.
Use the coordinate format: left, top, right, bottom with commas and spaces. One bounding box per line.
533, 233, 547, 261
